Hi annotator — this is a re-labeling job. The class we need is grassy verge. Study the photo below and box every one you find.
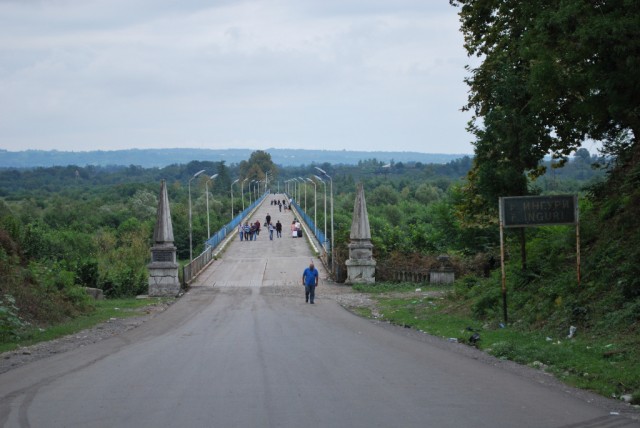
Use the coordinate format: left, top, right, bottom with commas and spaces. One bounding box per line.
352, 282, 439, 294
0, 298, 171, 353
354, 283, 640, 404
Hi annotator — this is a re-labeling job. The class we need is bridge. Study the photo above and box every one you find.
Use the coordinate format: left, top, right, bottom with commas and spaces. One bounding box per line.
1, 194, 637, 427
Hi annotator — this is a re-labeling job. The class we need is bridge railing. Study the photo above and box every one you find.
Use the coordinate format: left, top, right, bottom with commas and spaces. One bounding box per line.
286, 194, 331, 268
182, 191, 269, 286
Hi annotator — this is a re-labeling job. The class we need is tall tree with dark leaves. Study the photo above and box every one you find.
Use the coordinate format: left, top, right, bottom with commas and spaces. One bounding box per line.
451, 0, 640, 224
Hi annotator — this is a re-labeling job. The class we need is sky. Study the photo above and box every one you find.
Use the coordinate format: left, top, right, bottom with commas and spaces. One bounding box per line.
0, 0, 475, 154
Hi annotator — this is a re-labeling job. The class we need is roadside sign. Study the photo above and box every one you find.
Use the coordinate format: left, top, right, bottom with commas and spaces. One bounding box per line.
498, 194, 580, 324
499, 195, 577, 228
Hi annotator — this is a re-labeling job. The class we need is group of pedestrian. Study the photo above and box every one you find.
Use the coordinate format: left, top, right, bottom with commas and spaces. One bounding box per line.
290, 219, 302, 238
270, 198, 289, 213
234, 194, 320, 303
238, 213, 283, 241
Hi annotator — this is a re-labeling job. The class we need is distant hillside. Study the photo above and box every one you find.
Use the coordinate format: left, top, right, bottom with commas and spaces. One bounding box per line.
0, 148, 467, 169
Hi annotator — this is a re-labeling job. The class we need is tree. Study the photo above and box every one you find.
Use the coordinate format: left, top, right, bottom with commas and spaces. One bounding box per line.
451, 0, 640, 254
238, 150, 278, 181
451, 0, 640, 161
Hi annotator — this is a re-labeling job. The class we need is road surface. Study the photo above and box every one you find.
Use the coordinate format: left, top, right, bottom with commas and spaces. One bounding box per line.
1, 194, 638, 427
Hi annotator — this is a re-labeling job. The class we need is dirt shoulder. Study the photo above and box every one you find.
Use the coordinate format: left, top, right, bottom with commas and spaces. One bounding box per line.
0, 300, 172, 375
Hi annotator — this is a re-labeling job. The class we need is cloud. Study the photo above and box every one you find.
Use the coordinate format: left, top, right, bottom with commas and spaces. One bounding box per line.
0, 0, 473, 153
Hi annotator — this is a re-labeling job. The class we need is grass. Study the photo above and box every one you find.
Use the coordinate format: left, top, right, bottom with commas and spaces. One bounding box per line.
354, 285, 640, 403
352, 282, 443, 294
0, 297, 171, 353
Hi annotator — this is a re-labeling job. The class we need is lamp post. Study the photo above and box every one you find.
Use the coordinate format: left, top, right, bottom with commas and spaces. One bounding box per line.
315, 167, 333, 274
265, 170, 272, 193
290, 179, 296, 201
189, 169, 206, 262
314, 174, 327, 252
299, 177, 307, 212
205, 173, 219, 240
231, 178, 239, 220
242, 178, 248, 211
306, 178, 317, 235
249, 180, 254, 206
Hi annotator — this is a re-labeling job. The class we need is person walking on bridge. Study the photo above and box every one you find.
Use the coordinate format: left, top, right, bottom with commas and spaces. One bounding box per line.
302, 261, 319, 304
275, 220, 282, 238
268, 221, 275, 240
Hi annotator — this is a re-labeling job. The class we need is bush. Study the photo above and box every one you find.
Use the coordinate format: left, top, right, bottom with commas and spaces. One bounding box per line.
100, 266, 147, 298
0, 295, 29, 341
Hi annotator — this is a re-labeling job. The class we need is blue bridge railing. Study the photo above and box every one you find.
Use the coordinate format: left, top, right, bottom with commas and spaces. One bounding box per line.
287, 194, 330, 255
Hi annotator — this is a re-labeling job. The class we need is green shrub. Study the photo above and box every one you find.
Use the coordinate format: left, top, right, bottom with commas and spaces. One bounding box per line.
0, 295, 29, 340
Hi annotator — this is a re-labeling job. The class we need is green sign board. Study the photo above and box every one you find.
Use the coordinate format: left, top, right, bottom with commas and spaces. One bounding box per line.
499, 195, 577, 228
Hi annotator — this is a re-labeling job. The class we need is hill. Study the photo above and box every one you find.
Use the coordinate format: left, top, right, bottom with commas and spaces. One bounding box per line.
0, 148, 466, 169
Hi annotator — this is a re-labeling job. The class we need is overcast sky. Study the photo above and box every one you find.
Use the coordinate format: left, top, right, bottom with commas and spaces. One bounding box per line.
0, 0, 475, 154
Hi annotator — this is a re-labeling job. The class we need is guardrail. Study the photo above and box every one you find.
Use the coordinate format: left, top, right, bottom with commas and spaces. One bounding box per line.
286, 194, 331, 271
182, 191, 269, 286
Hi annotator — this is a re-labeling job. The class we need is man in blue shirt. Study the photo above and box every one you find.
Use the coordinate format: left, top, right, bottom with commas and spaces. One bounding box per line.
302, 261, 319, 304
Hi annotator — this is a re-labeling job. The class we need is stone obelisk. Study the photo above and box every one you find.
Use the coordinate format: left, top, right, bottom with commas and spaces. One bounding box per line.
345, 183, 376, 284
148, 180, 180, 297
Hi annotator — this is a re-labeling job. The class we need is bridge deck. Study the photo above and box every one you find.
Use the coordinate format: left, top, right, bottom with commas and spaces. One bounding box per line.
192, 193, 329, 289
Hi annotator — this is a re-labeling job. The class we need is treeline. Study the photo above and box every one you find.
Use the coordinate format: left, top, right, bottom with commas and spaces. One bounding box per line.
281, 150, 603, 280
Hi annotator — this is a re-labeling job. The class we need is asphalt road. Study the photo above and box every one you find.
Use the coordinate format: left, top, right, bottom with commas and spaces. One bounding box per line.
1, 194, 638, 428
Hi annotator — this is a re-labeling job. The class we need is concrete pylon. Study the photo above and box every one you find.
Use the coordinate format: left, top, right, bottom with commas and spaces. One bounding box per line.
148, 180, 180, 297
345, 183, 376, 284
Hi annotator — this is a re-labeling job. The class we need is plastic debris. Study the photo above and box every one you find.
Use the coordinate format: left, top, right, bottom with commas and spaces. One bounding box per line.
415, 288, 421, 292
546, 337, 553, 341
567, 325, 577, 338
499, 323, 505, 328
448, 338, 458, 343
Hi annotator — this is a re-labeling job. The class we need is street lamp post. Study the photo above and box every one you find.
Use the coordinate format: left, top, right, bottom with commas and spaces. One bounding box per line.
315, 167, 333, 275
293, 179, 296, 200
231, 178, 239, 220
189, 169, 206, 262
205, 173, 219, 241
242, 178, 248, 212
307, 178, 317, 235
265, 171, 272, 193
249, 180, 254, 206
314, 174, 327, 253
299, 177, 307, 212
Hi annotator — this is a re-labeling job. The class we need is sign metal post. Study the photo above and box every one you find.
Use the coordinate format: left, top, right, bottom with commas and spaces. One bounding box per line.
498, 195, 579, 324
